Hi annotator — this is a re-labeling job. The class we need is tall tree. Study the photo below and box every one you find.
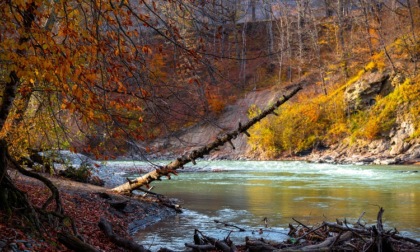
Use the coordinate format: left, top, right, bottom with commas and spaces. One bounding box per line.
0, 0, 221, 236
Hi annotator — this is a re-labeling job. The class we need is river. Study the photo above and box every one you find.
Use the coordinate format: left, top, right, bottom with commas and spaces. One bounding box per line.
98, 160, 420, 251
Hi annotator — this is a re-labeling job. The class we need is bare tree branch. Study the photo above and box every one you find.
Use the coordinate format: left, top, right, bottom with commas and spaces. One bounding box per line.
111, 85, 302, 193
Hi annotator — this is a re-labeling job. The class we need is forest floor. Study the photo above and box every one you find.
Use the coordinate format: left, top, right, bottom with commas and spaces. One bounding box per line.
1, 172, 420, 252
0, 172, 176, 252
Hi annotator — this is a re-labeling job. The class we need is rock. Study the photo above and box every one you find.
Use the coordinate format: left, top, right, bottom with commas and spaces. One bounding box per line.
390, 141, 412, 156
400, 158, 420, 165
319, 155, 336, 164
390, 72, 406, 87
344, 71, 391, 113
359, 157, 375, 164
389, 120, 415, 155
368, 139, 390, 154
373, 158, 398, 165
88, 175, 105, 186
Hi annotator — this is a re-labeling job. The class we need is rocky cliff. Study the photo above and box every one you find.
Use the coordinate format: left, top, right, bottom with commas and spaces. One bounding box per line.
146, 86, 287, 160
144, 71, 420, 165
309, 71, 420, 165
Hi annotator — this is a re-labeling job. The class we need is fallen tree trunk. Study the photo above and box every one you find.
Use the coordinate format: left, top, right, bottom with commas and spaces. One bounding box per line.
246, 237, 278, 252
191, 229, 236, 252
111, 86, 302, 193
185, 243, 216, 251
58, 233, 99, 252
214, 219, 246, 231
299, 231, 352, 251
98, 217, 150, 252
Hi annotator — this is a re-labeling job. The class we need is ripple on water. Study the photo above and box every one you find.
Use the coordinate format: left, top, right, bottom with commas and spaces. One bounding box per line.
97, 160, 420, 249
137, 209, 289, 251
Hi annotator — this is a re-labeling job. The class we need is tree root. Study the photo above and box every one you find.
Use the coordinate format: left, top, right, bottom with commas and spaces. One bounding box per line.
6, 152, 63, 214
98, 217, 150, 252
1, 142, 86, 248
57, 232, 99, 252
0, 140, 40, 229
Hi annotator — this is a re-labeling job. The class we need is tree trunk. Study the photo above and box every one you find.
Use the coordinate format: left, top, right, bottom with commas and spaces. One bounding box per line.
111, 85, 302, 193
58, 233, 99, 252
250, 0, 256, 22
0, 0, 64, 216
0, 141, 39, 228
98, 218, 149, 252
265, 0, 274, 56
337, 0, 348, 78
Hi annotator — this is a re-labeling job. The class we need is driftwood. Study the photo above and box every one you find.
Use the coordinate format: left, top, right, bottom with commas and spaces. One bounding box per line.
292, 217, 325, 240
246, 237, 278, 252
58, 232, 99, 252
157, 196, 183, 213
192, 229, 236, 252
111, 86, 302, 193
273, 208, 420, 252
157, 248, 176, 252
295, 223, 327, 243
185, 243, 216, 250
187, 208, 419, 252
324, 220, 420, 246
214, 219, 246, 231
299, 231, 352, 251
98, 217, 149, 252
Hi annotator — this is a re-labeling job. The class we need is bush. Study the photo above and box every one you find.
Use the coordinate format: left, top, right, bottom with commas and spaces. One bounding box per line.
59, 163, 92, 183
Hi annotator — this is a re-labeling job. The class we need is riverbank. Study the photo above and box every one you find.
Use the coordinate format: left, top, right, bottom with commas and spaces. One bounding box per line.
0, 173, 177, 251
294, 142, 420, 166
2, 160, 419, 251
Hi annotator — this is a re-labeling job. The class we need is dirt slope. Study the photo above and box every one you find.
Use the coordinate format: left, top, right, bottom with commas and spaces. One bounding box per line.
149, 86, 288, 159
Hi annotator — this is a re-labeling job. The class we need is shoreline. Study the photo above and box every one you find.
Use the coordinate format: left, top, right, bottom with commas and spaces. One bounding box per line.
125, 151, 420, 167
0, 173, 177, 252
2, 160, 419, 251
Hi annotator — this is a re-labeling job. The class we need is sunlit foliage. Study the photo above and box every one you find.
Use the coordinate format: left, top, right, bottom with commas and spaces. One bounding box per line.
0, 0, 207, 158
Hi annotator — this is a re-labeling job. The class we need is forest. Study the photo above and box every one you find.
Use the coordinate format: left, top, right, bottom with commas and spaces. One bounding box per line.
1, 0, 420, 251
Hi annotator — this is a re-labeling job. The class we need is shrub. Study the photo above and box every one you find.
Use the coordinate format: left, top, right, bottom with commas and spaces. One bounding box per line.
59, 163, 92, 183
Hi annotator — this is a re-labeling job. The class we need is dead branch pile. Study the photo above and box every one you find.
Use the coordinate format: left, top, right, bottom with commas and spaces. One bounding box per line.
177, 208, 419, 252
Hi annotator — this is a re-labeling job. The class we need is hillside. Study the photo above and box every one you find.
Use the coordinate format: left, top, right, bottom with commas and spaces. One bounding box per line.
146, 84, 299, 160
144, 3, 420, 165
147, 69, 420, 165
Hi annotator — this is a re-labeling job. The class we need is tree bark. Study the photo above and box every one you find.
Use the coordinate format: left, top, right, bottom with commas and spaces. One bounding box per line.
0, 141, 40, 228
185, 243, 216, 251
0, 0, 64, 230
111, 85, 302, 193
58, 233, 99, 252
0, 72, 19, 132
98, 218, 149, 252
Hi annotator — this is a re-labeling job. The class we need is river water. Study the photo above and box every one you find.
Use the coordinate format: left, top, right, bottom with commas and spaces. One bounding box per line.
99, 160, 420, 251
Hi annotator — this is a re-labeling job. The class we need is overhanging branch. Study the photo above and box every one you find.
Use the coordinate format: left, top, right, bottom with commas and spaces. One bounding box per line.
111, 85, 302, 193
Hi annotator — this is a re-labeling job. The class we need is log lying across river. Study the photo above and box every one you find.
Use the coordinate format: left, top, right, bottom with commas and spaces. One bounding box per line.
111, 86, 302, 193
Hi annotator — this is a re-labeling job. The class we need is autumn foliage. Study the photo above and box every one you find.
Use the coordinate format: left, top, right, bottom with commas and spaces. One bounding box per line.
0, 0, 220, 158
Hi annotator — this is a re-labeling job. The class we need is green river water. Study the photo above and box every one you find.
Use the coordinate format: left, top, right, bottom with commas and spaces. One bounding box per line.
103, 160, 419, 250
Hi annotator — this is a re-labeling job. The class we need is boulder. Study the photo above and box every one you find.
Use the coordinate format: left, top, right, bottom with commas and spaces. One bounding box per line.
344, 71, 391, 113
389, 120, 415, 155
